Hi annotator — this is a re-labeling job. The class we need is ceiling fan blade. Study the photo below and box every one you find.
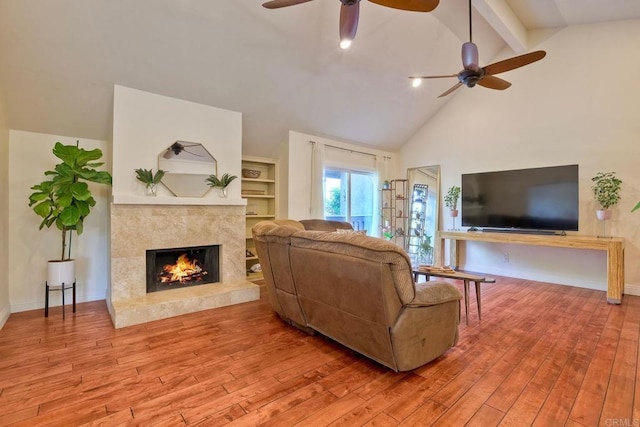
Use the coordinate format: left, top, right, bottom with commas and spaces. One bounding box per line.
477, 75, 511, 90
340, 2, 359, 43
438, 82, 463, 98
367, 0, 438, 12
409, 74, 458, 79
484, 50, 546, 75
262, 0, 313, 9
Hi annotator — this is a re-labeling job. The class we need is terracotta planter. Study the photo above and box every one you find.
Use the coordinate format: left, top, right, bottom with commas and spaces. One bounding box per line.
596, 209, 612, 220
450, 209, 459, 217
47, 259, 75, 286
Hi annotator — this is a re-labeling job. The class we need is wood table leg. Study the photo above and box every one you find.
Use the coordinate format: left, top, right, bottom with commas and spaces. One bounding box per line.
475, 281, 481, 320
463, 279, 470, 325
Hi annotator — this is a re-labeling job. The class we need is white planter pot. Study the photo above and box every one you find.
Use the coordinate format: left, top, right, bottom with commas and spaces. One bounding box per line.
596, 209, 612, 220
47, 259, 76, 286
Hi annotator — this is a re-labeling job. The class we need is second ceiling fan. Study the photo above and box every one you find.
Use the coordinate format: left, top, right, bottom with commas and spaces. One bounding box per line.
410, 0, 546, 97
262, 0, 439, 48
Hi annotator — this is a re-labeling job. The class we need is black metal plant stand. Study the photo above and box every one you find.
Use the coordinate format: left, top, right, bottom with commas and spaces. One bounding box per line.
44, 281, 76, 319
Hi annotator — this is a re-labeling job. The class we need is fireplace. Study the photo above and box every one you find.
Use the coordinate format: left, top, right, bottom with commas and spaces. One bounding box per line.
146, 245, 220, 293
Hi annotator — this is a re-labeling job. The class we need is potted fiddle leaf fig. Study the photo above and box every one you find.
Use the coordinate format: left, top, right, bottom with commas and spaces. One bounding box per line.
135, 168, 165, 196
591, 172, 622, 220
205, 173, 237, 198
28, 142, 112, 286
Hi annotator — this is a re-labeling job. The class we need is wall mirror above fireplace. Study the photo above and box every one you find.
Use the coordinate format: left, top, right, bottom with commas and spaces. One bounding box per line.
158, 141, 217, 197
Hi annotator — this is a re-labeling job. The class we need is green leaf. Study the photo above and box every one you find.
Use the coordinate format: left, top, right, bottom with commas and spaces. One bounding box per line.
71, 182, 91, 200
59, 205, 80, 227
75, 148, 103, 165
29, 191, 50, 205
75, 199, 91, 216
206, 173, 237, 188
633, 202, 640, 213
57, 193, 73, 208
33, 200, 52, 217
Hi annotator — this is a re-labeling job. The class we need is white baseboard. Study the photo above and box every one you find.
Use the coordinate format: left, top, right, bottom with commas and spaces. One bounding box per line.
624, 284, 640, 296
462, 263, 607, 291
0, 303, 10, 330
10, 291, 105, 313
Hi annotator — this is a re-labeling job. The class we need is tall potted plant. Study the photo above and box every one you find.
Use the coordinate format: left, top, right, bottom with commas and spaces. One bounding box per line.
591, 172, 622, 220
28, 142, 112, 286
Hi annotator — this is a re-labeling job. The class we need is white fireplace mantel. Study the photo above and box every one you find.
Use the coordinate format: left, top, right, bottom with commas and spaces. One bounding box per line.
111, 195, 247, 206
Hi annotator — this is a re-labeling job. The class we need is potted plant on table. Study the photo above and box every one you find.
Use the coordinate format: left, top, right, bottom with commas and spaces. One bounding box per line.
28, 142, 112, 286
444, 185, 461, 217
205, 173, 237, 198
135, 168, 165, 196
591, 172, 622, 220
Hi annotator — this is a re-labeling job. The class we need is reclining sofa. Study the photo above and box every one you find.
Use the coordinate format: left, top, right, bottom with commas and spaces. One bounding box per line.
252, 219, 462, 372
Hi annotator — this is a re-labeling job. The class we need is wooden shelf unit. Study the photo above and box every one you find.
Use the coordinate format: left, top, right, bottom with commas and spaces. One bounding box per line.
242, 156, 278, 282
436, 230, 625, 303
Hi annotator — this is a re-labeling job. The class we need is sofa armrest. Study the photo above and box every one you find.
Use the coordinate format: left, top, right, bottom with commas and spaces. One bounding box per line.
406, 281, 462, 307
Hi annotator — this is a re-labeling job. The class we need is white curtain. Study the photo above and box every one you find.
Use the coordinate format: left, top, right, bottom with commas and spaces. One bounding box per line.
309, 141, 325, 218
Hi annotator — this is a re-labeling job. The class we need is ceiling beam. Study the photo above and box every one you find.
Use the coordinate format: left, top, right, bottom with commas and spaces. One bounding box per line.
473, 0, 528, 54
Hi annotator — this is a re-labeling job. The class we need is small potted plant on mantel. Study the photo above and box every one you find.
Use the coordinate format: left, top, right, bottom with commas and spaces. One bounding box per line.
205, 173, 238, 198
591, 171, 622, 220
28, 142, 112, 287
135, 168, 165, 196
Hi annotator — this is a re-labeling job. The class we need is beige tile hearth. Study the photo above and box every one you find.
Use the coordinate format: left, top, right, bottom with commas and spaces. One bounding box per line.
107, 279, 259, 328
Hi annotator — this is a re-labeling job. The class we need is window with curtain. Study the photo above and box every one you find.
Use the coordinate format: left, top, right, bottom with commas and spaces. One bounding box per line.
324, 168, 375, 234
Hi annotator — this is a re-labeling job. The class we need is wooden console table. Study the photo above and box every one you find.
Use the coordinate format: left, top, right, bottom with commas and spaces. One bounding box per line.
436, 231, 625, 304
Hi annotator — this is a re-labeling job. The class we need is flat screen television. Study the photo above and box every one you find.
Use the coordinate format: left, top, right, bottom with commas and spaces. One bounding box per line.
461, 164, 579, 232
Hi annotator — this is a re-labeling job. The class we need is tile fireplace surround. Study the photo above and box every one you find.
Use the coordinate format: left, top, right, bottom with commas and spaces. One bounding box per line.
108, 202, 259, 328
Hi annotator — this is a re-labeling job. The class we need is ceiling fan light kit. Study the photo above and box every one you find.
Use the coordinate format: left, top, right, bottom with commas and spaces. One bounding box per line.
262, 0, 439, 48
409, 0, 546, 97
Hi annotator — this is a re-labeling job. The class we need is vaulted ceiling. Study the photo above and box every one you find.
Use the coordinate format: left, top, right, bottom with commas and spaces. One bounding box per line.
1, 0, 638, 156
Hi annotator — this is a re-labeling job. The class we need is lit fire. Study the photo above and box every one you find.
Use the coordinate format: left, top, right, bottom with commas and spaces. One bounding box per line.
158, 253, 208, 284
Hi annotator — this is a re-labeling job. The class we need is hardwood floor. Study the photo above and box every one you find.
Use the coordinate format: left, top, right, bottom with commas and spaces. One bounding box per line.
1, 276, 638, 426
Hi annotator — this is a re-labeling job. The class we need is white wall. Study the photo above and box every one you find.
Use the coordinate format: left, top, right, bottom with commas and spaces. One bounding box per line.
8, 131, 111, 312
274, 140, 289, 220
112, 85, 243, 200
399, 20, 640, 291
284, 130, 396, 221
0, 83, 9, 328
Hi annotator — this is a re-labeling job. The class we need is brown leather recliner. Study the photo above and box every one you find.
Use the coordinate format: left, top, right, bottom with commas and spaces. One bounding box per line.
252, 219, 462, 372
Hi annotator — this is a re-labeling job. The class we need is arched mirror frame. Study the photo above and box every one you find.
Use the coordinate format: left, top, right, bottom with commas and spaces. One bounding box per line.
406, 165, 441, 267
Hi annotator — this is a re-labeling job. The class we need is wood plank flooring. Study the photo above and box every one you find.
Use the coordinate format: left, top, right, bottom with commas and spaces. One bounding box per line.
1, 276, 639, 426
